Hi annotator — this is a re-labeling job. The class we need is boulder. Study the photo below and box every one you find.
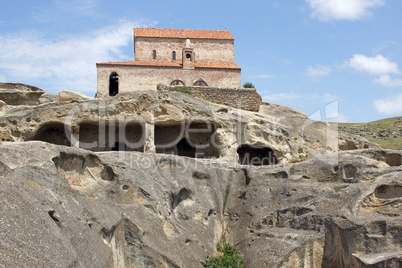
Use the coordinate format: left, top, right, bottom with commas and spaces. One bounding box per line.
0, 82, 44, 105
59, 89, 92, 102
38, 92, 59, 104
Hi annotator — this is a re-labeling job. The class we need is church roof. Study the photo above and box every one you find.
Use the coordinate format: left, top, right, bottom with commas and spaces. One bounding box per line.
96, 61, 241, 70
134, 28, 234, 40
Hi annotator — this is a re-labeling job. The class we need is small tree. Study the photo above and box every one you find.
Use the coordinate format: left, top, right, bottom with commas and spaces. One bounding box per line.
201, 242, 244, 268
242, 82, 255, 88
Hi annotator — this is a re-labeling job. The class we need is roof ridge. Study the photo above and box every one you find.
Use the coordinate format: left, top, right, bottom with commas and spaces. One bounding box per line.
133, 28, 234, 40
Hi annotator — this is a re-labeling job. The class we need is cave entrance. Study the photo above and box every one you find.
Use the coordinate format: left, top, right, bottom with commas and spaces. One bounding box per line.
109, 73, 119, 96
237, 144, 278, 166
177, 138, 196, 157
79, 122, 144, 152
154, 122, 219, 158
32, 122, 71, 146
111, 142, 127, 151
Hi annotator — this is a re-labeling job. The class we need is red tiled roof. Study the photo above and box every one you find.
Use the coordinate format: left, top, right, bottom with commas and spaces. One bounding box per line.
134, 28, 234, 40
195, 62, 240, 69
96, 61, 241, 70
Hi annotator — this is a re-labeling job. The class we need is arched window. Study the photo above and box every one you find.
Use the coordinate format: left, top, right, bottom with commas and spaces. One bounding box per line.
153, 50, 156, 60
109, 73, 118, 96
193, 79, 208, 87
172, 51, 176, 61
170, 80, 185, 86
185, 53, 192, 61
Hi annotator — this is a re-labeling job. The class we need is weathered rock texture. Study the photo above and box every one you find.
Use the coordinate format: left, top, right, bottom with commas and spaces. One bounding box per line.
59, 89, 92, 102
158, 84, 262, 112
0, 82, 44, 105
0, 87, 400, 268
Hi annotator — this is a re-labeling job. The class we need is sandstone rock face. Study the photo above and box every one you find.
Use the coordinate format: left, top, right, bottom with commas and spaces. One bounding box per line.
0, 88, 400, 267
0, 100, 7, 115
0, 82, 44, 105
38, 92, 59, 104
59, 89, 92, 102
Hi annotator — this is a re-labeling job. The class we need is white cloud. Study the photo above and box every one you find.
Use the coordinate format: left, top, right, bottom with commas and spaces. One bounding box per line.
326, 112, 351, 122
305, 65, 331, 78
344, 54, 399, 76
0, 20, 145, 93
374, 93, 402, 115
374, 75, 402, 87
0, 74, 6, 82
307, 0, 385, 21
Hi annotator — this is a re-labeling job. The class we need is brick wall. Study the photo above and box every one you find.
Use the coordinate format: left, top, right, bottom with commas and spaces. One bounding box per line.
158, 85, 262, 112
134, 37, 236, 64
97, 65, 241, 97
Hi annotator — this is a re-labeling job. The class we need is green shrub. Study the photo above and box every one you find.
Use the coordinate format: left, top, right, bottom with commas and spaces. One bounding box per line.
288, 156, 306, 163
242, 82, 255, 88
169, 87, 192, 94
201, 242, 244, 268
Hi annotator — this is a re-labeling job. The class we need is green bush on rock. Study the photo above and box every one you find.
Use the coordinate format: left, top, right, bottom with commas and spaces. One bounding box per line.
201, 242, 244, 268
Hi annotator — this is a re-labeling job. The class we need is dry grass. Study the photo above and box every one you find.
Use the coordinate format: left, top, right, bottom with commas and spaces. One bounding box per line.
333, 116, 402, 150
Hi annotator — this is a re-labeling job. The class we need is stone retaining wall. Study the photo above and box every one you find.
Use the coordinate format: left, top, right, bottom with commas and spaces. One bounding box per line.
158, 84, 262, 112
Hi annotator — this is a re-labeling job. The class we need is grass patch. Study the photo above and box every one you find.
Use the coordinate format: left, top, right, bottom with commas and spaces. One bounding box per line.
334, 185, 348, 193
331, 116, 402, 150
169, 87, 192, 95
201, 242, 244, 268
288, 157, 306, 163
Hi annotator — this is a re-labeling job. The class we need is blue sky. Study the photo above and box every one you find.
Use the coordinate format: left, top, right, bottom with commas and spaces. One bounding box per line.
1, 0, 401, 122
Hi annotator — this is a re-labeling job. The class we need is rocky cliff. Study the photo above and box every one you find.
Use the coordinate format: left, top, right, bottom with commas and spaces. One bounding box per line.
0, 84, 400, 267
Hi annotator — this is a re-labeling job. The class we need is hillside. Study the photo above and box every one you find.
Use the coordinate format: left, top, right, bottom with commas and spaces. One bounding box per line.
334, 116, 402, 150
0, 84, 401, 267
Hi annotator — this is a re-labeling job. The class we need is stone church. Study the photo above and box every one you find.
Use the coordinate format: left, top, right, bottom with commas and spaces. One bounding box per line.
96, 28, 242, 97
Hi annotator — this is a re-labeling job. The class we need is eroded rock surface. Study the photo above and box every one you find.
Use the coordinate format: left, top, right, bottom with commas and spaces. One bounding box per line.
0, 87, 400, 267
0, 82, 45, 105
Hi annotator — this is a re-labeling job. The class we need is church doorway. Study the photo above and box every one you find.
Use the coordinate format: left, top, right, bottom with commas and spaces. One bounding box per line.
109, 73, 119, 96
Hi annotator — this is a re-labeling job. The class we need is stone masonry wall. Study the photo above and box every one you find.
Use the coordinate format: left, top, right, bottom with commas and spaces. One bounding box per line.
97, 65, 241, 97
134, 37, 236, 64
158, 85, 262, 112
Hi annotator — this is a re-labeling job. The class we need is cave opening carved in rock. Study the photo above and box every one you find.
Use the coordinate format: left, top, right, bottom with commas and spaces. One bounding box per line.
154, 122, 219, 158
386, 153, 401, 166
375, 185, 402, 199
32, 122, 71, 146
237, 144, 278, 166
79, 122, 144, 152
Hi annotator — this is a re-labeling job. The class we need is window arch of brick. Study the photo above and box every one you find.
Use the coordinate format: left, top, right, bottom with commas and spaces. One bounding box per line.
193, 79, 208, 87
185, 53, 192, 61
109, 72, 119, 96
152, 50, 156, 60
170, 80, 185, 86
172, 51, 176, 61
